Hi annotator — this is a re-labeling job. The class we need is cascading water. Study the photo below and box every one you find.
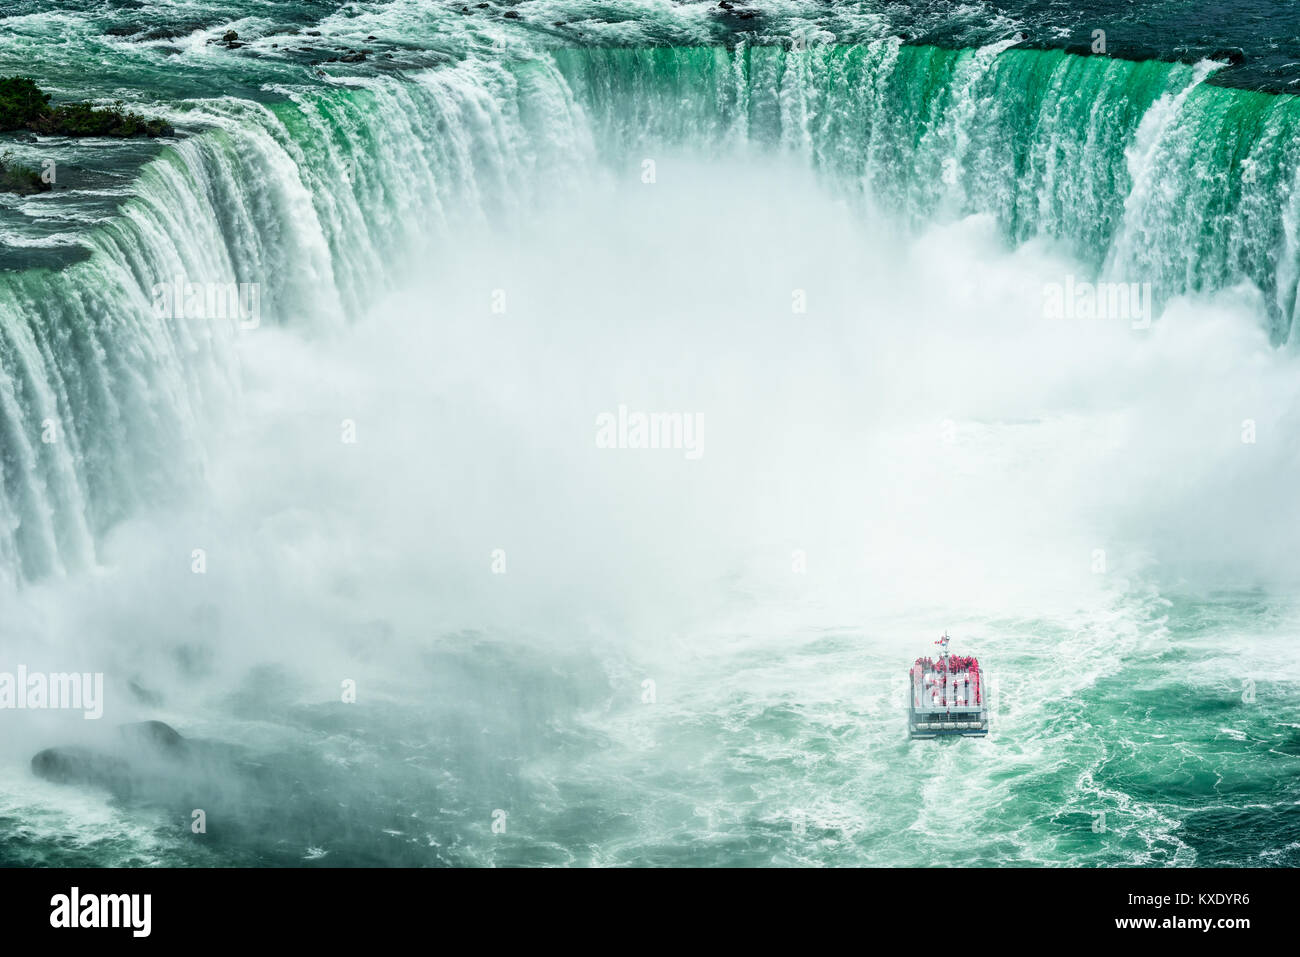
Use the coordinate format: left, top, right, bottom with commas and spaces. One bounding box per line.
1, 4, 1299, 867
557, 43, 1300, 339
0, 52, 596, 584
8, 39, 1300, 588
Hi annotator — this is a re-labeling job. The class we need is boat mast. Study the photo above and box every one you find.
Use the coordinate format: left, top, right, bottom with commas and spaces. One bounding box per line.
936, 631, 950, 664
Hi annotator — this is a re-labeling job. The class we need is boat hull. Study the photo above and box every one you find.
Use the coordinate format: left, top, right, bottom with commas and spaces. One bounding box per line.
907, 713, 989, 739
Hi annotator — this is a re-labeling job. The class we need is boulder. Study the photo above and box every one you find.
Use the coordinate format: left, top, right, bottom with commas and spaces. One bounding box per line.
31, 721, 191, 799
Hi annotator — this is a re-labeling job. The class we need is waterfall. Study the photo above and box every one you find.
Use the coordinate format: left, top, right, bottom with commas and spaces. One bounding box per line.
556, 43, 1300, 342
4, 40, 1300, 583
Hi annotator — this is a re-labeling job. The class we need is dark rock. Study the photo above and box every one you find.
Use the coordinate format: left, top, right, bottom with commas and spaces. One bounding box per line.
26, 720, 273, 809
503, 10, 520, 18
222, 30, 238, 42
31, 721, 187, 798
1210, 47, 1246, 65
718, 1, 733, 8
141, 23, 206, 41
119, 720, 187, 756
32, 747, 131, 791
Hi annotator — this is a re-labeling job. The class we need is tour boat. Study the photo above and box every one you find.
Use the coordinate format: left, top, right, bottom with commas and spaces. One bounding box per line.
908, 633, 988, 739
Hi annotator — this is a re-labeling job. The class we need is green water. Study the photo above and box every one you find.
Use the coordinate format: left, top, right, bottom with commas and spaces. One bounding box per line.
5, 593, 1297, 866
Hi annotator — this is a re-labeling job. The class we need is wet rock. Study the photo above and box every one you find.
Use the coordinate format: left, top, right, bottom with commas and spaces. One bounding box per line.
1210, 47, 1246, 65
141, 23, 207, 41
27, 721, 258, 807
32, 747, 131, 791
120, 720, 186, 756
31, 721, 189, 797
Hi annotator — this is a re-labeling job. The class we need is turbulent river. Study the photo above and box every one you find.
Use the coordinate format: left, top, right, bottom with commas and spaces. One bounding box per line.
0, 1, 1298, 866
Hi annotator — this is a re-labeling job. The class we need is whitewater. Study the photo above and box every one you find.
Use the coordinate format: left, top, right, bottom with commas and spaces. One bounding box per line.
0, 2, 1298, 866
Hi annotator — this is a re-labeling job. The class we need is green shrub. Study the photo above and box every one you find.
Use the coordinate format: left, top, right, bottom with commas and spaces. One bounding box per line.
0, 151, 50, 194
0, 77, 52, 132
30, 102, 174, 138
0, 77, 173, 138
